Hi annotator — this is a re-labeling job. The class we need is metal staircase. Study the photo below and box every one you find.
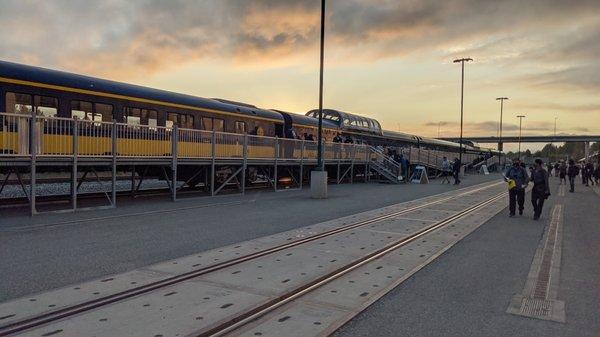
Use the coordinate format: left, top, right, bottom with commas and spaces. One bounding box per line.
367, 147, 403, 184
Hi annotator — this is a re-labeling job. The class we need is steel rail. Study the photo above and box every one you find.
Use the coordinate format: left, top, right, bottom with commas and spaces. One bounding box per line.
201, 190, 508, 337
0, 181, 502, 336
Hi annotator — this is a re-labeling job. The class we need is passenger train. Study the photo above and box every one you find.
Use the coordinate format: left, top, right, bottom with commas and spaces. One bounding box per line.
0, 61, 497, 161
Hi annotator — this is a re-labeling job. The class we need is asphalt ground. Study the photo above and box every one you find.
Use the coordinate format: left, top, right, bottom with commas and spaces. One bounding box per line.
0, 174, 499, 302
334, 176, 600, 337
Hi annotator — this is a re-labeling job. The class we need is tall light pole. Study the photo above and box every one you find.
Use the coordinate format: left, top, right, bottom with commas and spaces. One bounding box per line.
437, 122, 441, 138
311, 0, 328, 198
517, 115, 526, 160
316, 0, 326, 171
453, 58, 473, 167
496, 97, 508, 166
553, 116, 557, 161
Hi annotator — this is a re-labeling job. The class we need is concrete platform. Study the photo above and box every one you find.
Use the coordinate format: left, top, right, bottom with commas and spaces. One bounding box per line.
0, 174, 499, 302
334, 176, 600, 337
0, 180, 507, 336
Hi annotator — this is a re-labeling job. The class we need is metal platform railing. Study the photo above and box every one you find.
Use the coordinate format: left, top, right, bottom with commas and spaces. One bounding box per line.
0, 112, 372, 161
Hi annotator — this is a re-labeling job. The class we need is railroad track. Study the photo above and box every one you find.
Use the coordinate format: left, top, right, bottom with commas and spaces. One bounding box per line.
203, 189, 507, 337
0, 181, 505, 336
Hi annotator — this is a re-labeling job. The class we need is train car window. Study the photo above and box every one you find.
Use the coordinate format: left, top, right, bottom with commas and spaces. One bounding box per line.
71, 101, 113, 122
95, 103, 114, 122
71, 101, 94, 120
34, 96, 58, 117
201, 117, 213, 131
213, 118, 224, 132
5, 92, 32, 115
166, 113, 194, 129
123, 107, 157, 127
234, 121, 246, 134
142, 109, 157, 129
201, 117, 224, 132
166, 113, 177, 128
182, 114, 194, 129
123, 107, 140, 125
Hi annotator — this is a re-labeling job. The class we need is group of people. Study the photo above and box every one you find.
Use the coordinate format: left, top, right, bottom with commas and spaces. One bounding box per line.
504, 158, 551, 220
504, 156, 599, 220
441, 156, 463, 185
332, 133, 355, 144
550, 159, 599, 192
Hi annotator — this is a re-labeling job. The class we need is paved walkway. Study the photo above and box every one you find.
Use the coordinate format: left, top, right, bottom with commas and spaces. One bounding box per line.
334, 176, 600, 337
0, 174, 497, 302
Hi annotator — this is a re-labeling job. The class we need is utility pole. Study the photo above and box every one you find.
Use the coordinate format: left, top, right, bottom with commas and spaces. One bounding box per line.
496, 97, 508, 166
453, 58, 473, 167
316, 0, 326, 171
553, 116, 557, 161
311, 0, 328, 198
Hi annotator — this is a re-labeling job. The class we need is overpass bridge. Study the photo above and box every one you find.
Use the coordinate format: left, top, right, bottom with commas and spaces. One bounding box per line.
441, 135, 600, 143
441, 135, 600, 159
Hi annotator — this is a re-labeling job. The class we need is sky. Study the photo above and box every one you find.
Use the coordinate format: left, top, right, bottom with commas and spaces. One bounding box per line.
1, 0, 599, 151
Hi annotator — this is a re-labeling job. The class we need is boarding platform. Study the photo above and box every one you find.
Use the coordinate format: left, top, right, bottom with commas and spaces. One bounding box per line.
1, 112, 483, 214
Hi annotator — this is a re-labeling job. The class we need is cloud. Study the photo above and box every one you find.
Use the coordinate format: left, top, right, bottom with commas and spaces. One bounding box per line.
519, 64, 600, 91
514, 102, 600, 114
422, 119, 563, 136
1, 0, 600, 82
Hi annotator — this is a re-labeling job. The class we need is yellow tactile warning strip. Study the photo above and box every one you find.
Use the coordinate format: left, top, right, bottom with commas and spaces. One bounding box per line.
507, 187, 566, 323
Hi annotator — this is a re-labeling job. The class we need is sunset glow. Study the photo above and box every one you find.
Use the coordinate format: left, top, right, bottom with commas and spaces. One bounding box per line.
1, 0, 599, 151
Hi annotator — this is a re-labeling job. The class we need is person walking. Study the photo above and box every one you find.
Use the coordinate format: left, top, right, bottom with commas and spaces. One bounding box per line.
594, 162, 600, 185
400, 153, 410, 182
530, 158, 551, 220
452, 157, 461, 185
585, 161, 594, 186
505, 158, 529, 217
567, 159, 579, 193
441, 156, 451, 184
559, 161, 567, 185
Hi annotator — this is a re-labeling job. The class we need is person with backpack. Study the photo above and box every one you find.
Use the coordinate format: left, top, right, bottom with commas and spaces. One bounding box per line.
567, 159, 579, 193
504, 158, 529, 217
530, 159, 551, 220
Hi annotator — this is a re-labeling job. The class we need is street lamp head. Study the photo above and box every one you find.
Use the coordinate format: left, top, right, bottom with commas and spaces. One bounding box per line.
453, 57, 473, 63
496, 97, 509, 100
517, 115, 526, 118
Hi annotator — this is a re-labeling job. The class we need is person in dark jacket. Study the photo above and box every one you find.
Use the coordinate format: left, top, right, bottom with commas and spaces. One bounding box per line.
584, 161, 594, 186
567, 159, 579, 193
452, 157, 461, 185
530, 158, 550, 220
505, 158, 529, 217
559, 161, 567, 185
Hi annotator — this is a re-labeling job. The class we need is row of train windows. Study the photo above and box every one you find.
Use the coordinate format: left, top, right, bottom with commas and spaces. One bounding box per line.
5, 92, 247, 133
